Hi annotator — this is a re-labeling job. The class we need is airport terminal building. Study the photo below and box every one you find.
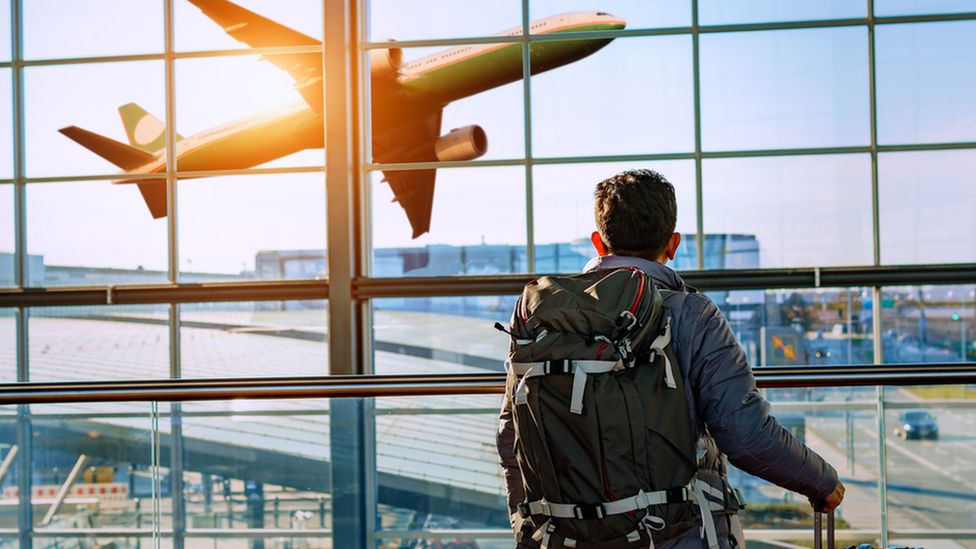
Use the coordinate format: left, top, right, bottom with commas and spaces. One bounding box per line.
1, 1, 976, 548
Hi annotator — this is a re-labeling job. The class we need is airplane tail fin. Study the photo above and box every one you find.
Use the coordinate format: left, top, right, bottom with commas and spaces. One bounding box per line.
118, 102, 182, 153
134, 181, 168, 219
59, 125, 157, 170
58, 126, 167, 218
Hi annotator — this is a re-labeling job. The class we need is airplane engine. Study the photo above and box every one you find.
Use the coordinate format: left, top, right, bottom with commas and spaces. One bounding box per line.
434, 125, 488, 162
370, 47, 403, 88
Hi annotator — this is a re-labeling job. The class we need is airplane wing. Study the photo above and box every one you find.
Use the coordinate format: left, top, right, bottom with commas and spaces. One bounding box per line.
376, 110, 443, 239
187, 0, 323, 111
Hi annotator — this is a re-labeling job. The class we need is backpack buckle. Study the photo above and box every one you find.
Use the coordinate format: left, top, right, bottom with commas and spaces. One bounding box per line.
517, 501, 532, 518
573, 503, 606, 520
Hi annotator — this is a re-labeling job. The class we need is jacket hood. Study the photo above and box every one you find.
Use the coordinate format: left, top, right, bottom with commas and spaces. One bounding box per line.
582, 255, 688, 292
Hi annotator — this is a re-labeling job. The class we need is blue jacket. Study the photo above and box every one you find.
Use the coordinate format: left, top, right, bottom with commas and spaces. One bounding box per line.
497, 256, 839, 548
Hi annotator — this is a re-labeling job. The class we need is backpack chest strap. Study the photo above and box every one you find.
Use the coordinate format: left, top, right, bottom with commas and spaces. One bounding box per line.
508, 359, 623, 414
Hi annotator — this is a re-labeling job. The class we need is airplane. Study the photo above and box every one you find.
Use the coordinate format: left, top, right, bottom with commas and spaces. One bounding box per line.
60, 0, 626, 239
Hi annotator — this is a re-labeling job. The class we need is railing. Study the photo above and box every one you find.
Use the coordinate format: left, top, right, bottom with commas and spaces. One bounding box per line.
1, 365, 975, 548
0, 363, 974, 402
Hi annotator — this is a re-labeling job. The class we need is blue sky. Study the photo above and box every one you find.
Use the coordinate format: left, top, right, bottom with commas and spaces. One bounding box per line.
1, 0, 975, 276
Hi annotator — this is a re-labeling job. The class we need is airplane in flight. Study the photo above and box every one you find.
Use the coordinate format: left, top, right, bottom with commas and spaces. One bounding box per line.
60, 0, 625, 238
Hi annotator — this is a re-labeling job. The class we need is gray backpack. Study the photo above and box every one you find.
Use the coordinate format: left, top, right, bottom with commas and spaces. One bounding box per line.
501, 267, 724, 548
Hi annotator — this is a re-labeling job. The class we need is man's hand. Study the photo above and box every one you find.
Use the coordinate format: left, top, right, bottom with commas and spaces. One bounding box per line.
811, 480, 845, 513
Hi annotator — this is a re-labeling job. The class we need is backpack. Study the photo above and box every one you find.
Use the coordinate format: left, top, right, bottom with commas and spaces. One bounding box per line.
500, 267, 724, 549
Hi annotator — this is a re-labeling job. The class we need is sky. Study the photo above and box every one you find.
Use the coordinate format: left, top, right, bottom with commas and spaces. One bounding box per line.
1, 0, 975, 277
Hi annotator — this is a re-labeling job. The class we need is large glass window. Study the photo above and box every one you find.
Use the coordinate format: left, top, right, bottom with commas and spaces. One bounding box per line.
702, 154, 873, 268
0, 185, 12, 287
178, 173, 326, 281
533, 160, 697, 270
879, 150, 976, 265
876, 21, 976, 145
0, 69, 11, 179
698, 0, 866, 25
701, 27, 870, 151
370, 166, 527, 276
27, 181, 168, 285
0, 308, 13, 380
24, 0, 163, 60
175, 0, 323, 52
24, 61, 165, 178
181, 300, 329, 378
28, 305, 170, 381
370, 0, 521, 42
531, 36, 694, 157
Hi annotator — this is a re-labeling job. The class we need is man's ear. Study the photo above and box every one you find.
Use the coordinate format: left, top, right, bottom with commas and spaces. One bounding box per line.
590, 231, 608, 256
664, 232, 681, 261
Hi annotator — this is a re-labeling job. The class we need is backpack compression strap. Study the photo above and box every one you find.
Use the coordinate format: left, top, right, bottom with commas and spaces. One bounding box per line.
507, 359, 623, 414
647, 316, 676, 389
520, 479, 725, 549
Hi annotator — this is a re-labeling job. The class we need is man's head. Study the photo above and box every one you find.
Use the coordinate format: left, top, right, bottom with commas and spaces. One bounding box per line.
592, 169, 681, 263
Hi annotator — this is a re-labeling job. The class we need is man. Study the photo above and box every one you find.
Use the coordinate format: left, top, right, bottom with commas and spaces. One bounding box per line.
497, 169, 844, 548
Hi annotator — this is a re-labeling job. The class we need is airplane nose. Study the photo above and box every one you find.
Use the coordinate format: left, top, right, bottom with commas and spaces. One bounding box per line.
597, 13, 626, 30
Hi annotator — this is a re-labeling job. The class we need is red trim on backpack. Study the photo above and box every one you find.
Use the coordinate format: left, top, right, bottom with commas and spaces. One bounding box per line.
595, 341, 609, 359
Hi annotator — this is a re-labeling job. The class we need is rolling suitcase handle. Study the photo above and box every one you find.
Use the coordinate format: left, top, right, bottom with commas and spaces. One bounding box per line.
814, 510, 835, 549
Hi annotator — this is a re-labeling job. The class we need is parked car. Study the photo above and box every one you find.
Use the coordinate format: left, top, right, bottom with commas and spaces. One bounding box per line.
894, 410, 939, 440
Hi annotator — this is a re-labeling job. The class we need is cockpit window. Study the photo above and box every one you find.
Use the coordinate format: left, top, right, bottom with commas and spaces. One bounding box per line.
596, 12, 610, 16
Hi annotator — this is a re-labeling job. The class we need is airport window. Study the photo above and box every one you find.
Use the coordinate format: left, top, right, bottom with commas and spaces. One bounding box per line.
700, 27, 870, 151
0, 308, 13, 380
703, 155, 874, 268
531, 0, 691, 30
3, 2, 976, 547
876, 20, 976, 145
879, 150, 976, 265
530, 36, 695, 157
24, 0, 163, 60
697, 0, 866, 25
27, 182, 169, 285
27, 305, 170, 381
180, 300, 330, 378
177, 173, 327, 281
369, 166, 528, 276
24, 61, 165, 178
0, 186, 11, 288
533, 160, 697, 264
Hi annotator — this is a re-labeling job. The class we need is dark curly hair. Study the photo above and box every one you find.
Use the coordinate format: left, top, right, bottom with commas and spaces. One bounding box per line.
594, 169, 677, 261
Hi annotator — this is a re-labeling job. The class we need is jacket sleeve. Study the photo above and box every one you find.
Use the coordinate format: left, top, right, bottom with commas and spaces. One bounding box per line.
687, 298, 839, 502
497, 389, 525, 516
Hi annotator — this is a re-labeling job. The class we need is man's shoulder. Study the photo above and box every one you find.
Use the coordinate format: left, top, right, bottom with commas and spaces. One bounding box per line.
661, 287, 715, 320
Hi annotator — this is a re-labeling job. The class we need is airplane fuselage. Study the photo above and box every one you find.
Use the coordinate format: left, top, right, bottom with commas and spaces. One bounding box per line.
119, 12, 625, 180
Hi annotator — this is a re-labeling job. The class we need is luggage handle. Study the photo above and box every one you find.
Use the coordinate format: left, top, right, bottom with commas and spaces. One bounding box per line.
814, 509, 835, 549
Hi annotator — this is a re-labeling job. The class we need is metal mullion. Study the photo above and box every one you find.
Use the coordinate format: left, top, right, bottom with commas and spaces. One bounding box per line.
24, 172, 168, 184
521, 0, 534, 273
691, 0, 705, 270
877, 141, 976, 153
5, 44, 325, 68
163, 3, 185, 549
867, 0, 889, 544
11, 4, 31, 548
